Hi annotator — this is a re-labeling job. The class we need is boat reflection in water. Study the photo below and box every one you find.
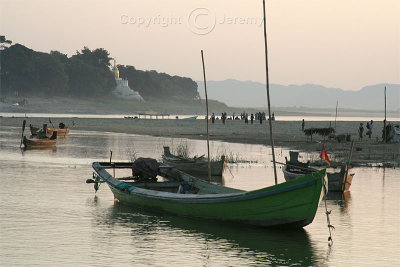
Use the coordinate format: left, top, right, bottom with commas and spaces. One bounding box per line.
325, 191, 352, 214
91, 202, 323, 266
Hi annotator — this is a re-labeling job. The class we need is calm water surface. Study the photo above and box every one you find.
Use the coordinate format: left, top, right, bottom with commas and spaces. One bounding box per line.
0, 126, 399, 266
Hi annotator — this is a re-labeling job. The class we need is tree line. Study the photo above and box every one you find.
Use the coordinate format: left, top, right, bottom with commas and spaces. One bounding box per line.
118, 65, 199, 100
0, 36, 199, 100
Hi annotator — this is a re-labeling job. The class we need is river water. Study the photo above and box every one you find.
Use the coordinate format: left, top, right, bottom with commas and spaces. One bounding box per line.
0, 126, 399, 266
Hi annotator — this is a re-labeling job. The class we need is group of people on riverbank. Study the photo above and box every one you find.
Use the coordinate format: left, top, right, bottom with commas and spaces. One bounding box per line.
358, 120, 374, 140
210, 112, 275, 125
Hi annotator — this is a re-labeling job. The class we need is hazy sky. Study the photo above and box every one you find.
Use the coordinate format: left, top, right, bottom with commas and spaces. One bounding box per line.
1, 0, 399, 91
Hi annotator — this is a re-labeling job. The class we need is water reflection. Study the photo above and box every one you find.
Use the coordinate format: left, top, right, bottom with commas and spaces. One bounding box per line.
91, 202, 323, 266
325, 191, 352, 214
2, 125, 400, 266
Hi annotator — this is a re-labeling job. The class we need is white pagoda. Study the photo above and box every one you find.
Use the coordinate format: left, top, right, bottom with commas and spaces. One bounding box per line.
112, 60, 143, 101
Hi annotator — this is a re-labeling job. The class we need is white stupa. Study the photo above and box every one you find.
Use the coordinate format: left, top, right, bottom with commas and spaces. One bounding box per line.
112, 60, 144, 101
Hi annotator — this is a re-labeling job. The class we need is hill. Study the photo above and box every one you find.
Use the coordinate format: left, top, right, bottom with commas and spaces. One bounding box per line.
197, 79, 400, 111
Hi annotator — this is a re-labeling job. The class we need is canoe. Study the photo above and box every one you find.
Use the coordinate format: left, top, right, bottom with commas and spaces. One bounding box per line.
23, 131, 57, 149
283, 165, 354, 192
90, 160, 327, 228
162, 146, 225, 176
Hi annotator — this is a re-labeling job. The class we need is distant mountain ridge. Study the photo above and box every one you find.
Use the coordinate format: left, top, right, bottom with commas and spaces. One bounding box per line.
197, 79, 400, 111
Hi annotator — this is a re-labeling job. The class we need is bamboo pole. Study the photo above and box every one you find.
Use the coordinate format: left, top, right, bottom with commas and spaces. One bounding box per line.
201, 50, 211, 182
335, 100, 338, 130
384, 86, 387, 142
342, 140, 354, 192
262, 0, 278, 184
20, 120, 26, 148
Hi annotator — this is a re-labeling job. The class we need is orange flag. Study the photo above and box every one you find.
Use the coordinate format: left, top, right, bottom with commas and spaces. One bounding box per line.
320, 144, 331, 166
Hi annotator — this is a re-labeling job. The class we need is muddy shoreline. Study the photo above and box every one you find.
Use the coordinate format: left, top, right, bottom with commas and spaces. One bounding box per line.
1, 117, 399, 167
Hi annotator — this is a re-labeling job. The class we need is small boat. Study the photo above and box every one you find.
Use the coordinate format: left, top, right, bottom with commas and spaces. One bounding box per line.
30, 123, 69, 138
46, 127, 69, 138
89, 159, 327, 228
46, 123, 69, 138
282, 151, 354, 192
162, 146, 225, 176
325, 166, 354, 192
183, 116, 198, 119
23, 131, 57, 149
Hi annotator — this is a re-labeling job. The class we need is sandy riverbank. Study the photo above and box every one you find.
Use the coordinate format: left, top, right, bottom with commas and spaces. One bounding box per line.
1, 117, 399, 167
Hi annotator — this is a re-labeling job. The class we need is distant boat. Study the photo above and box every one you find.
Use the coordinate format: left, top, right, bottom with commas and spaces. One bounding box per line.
30, 123, 69, 138
162, 146, 225, 176
183, 116, 198, 119
89, 160, 327, 228
23, 132, 57, 149
46, 127, 69, 138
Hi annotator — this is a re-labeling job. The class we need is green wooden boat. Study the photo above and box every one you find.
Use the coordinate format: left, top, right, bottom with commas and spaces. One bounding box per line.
91, 161, 327, 228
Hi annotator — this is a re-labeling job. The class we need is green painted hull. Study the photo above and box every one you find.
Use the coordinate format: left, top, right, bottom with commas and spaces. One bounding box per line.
94, 162, 325, 228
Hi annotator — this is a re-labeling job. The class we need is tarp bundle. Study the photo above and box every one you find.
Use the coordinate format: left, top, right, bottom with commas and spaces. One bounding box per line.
132, 158, 159, 180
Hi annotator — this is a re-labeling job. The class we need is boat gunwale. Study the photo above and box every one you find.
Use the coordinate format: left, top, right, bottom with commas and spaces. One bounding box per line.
92, 161, 325, 204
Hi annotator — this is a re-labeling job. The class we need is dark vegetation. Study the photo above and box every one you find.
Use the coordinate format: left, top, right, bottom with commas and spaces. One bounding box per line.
0, 36, 199, 100
118, 65, 199, 100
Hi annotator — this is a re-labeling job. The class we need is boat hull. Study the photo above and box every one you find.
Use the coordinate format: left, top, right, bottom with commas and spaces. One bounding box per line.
94, 162, 326, 228
283, 166, 353, 192
282, 165, 305, 181
23, 138, 56, 148
327, 172, 354, 192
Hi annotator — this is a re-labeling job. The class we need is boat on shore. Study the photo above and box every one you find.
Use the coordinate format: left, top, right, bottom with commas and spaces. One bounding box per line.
89, 160, 327, 228
162, 146, 225, 176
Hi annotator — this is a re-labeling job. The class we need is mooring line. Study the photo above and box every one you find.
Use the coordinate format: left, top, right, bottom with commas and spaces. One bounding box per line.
323, 176, 334, 246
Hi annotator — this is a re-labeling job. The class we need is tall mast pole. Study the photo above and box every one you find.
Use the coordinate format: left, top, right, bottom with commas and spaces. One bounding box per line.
263, 0, 278, 184
384, 86, 387, 142
201, 50, 211, 182
335, 100, 338, 130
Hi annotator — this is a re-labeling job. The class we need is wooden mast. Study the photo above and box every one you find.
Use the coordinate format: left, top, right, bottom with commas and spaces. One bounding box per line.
335, 100, 338, 130
262, 0, 278, 184
342, 140, 355, 192
201, 50, 212, 182
384, 86, 387, 142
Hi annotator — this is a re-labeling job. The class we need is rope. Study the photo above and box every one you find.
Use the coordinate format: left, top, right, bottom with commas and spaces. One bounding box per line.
226, 164, 234, 178
322, 175, 334, 246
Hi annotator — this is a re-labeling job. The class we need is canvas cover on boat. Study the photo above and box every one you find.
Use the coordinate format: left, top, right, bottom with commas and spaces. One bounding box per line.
132, 158, 159, 179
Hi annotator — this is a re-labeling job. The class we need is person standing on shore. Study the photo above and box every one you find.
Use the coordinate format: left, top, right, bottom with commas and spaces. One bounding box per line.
251, 113, 254, 124
358, 123, 364, 141
369, 120, 374, 138
211, 113, 215, 124
366, 122, 372, 139
244, 113, 249, 124
302, 119, 305, 132
259, 112, 263, 124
